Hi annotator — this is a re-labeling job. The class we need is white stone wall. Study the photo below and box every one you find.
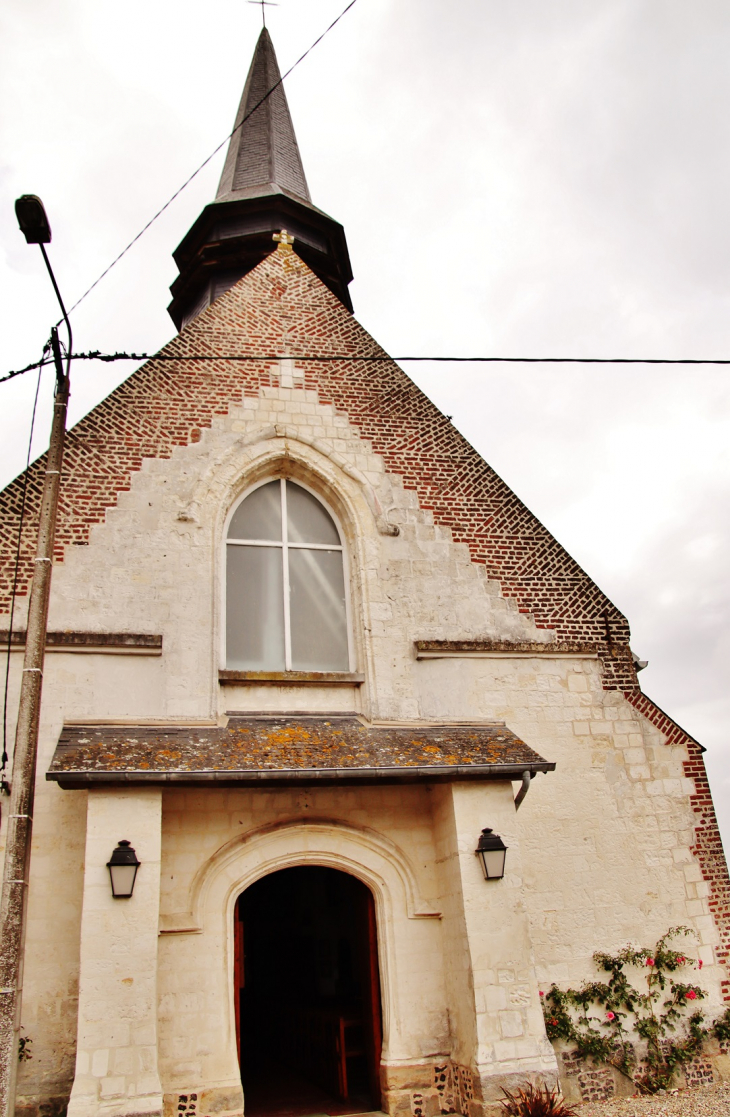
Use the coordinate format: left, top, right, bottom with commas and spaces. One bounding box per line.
67, 789, 163, 1117
414, 655, 722, 990
2, 377, 724, 1114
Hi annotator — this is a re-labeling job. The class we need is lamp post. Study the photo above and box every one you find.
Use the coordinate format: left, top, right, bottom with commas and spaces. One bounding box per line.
0, 196, 72, 1117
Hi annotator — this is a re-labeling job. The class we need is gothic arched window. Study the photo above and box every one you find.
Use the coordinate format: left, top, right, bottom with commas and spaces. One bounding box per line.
226, 479, 351, 672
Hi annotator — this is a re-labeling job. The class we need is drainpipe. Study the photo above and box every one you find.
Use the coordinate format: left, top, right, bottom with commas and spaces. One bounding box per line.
514, 770, 531, 810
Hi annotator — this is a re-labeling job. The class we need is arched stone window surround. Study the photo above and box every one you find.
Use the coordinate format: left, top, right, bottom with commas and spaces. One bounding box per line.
223, 474, 354, 672
160, 819, 442, 1071
194, 432, 381, 678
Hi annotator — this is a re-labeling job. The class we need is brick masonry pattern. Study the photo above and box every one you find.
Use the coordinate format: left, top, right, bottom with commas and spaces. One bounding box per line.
0, 246, 633, 683
1, 244, 728, 985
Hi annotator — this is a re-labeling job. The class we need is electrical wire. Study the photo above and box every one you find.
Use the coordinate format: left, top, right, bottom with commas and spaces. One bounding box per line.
33, 351, 730, 366
63, 0, 362, 319
3, 350, 730, 387
1, 350, 46, 792
0, 357, 52, 386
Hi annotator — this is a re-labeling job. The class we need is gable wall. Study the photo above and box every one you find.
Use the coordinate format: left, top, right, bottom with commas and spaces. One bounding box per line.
0, 245, 635, 689
2, 244, 729, 1112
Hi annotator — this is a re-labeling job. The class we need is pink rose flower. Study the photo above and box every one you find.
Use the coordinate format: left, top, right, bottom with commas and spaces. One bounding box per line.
539, 991, 544, 997
606, 1011, 615, 1021
645, 958, 655, 966
686, 990, 697, 1000
677, 956, 685, 965
699, 959, 704, 969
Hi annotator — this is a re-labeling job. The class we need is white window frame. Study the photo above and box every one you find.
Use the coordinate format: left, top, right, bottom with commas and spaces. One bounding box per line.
223, 477, 355, 672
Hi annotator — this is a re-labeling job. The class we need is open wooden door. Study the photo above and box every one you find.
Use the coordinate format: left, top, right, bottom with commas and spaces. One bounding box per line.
235, 868, 382, 1116
358, 886, 383, 1108
234, 899, 244, 1064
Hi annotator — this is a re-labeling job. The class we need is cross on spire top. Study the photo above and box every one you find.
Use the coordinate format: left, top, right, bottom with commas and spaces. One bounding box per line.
247, 0, 278, 28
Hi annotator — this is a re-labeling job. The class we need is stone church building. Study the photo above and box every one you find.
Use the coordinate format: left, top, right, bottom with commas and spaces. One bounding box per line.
2, 27, 729, 1117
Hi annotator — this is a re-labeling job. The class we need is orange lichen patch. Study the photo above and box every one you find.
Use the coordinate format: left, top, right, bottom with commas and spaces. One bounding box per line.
267, 726, 314, 745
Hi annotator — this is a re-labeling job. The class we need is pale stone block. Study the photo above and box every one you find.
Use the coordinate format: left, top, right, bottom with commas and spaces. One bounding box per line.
91, 1048, 109, 1078
499, 1011, 524, 1038
686, 899, 706, 916
137, 1074, 164, 1095
100, 1077, 126, 1098
493, 1040, 519, 1061
567, 675, 588, 693
484, 987, 508, 1013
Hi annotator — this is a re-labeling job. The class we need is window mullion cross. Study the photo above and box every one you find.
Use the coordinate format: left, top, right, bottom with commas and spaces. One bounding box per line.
280, 478, 292, 671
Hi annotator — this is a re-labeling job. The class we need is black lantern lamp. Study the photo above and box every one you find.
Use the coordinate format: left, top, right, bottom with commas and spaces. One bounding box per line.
475, 828, 508, 880
107, 840, 141, 898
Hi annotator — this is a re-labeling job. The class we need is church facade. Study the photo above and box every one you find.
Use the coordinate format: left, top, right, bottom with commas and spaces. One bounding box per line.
2, 28, 729, 1117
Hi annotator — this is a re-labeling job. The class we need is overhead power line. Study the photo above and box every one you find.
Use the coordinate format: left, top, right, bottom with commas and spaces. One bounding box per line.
63, 0, 362, 318
3, 350, 730, 386
0, 357, 51, 385
85, 352, 730, 365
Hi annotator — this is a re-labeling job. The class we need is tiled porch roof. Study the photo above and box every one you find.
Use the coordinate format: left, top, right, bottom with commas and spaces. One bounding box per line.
46, 716, 555, 788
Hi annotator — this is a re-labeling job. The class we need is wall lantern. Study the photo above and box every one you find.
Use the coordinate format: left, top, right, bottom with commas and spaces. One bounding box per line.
475, 828, 508, 880
107, 840, 140, 898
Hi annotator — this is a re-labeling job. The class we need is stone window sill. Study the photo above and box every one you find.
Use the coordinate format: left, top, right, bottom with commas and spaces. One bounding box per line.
218, 670, 364, 687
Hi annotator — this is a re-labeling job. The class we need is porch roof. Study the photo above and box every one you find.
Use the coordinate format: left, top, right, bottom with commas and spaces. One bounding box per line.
46, 715, 555, 789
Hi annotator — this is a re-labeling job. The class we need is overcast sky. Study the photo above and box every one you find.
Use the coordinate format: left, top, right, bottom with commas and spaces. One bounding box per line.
1, 0, 729, 849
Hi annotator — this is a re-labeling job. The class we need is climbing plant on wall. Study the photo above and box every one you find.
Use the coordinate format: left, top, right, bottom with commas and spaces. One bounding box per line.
540, 926, 730, 1094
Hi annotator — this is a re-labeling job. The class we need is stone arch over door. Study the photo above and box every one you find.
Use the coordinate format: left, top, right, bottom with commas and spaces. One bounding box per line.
157, 818, 444, 1107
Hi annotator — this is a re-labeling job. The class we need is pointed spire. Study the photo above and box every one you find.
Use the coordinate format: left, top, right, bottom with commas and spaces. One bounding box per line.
217, 28, 311, 205
168, 29, 352, 330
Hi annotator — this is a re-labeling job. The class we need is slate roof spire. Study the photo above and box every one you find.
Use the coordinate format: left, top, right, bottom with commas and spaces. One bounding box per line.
168, 29, 352, 330
216, 28, 311, 205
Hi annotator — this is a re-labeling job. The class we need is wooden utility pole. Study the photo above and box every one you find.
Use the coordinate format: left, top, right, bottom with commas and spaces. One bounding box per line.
0, 329, 69, 1117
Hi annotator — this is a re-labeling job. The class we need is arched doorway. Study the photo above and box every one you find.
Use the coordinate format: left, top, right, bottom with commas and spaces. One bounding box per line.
235, 866, 383, 1117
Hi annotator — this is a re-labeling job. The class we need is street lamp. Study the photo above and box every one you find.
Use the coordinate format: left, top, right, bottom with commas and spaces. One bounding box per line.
14, 194, 72, 368
15, 194, 52, 244
475, 828, 508, 880
0, 195, 73, 1117
107, 841, 141, 899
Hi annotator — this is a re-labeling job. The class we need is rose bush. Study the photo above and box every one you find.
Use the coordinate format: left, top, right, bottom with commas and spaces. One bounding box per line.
540, 927, 730, 1094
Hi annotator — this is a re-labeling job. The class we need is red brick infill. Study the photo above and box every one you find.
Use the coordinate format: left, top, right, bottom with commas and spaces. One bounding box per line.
0, 245, 636, 687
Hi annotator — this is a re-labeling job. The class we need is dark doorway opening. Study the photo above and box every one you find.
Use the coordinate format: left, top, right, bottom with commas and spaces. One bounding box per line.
235, 866, 383, 1117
